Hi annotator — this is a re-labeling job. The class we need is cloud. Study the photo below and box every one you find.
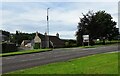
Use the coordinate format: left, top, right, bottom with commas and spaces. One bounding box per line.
1, 0, 120, 2
50, 31, 76, 39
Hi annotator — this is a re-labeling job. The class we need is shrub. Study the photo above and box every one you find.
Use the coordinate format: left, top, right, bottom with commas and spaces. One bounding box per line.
34, 43, 40, 49
2, 42, 17, 53
65, 42, 77, 48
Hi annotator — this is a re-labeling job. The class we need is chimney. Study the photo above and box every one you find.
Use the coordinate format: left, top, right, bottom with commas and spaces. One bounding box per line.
44, 32, 47, 36
36, 31, 38, 36
56, 33, 59, 38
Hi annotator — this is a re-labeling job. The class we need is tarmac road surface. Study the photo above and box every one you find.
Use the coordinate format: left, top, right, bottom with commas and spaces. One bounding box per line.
1, 44, 119, 74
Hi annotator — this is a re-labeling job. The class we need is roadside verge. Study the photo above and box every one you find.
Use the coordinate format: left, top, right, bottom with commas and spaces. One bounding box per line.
0, 49, 52, 57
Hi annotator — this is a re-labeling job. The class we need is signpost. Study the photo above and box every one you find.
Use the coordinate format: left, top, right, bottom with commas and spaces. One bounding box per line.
83, 35, 89, 46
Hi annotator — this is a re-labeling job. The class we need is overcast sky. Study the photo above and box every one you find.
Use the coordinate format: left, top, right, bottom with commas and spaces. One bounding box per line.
0, 0, 119, 39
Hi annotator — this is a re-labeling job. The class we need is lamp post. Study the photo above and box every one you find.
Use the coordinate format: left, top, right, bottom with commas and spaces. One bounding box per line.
47, 8, 50, 48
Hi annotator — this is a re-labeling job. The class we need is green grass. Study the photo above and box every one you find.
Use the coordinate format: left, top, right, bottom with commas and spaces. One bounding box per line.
0, 49, 51, 57
80, 42, 119, 48
6, 52, 118, 74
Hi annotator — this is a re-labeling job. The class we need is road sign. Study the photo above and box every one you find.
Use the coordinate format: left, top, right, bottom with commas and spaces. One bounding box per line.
83, 35, 89, 42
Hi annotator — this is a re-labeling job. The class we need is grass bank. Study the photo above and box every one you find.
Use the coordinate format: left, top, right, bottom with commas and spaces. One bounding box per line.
0, 49, 52, 57
5, 52, 118, 74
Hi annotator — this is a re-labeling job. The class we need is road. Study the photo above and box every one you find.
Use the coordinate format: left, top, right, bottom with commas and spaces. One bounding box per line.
1, 44, 119, 74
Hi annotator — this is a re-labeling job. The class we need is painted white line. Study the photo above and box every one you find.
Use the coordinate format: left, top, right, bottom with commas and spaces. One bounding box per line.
82, 48, 96, 50
21, 57, 46, 62
32, 54, 35, 56
4, 57, 15, 60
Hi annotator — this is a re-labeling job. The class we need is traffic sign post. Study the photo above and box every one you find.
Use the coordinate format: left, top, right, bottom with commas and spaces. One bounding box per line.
83, 35, 89, 46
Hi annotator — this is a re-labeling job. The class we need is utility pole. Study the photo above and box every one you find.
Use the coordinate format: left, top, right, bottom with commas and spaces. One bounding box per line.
46, 8, 50, 48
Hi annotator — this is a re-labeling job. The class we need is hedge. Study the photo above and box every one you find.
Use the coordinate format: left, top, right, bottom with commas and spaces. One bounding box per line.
34, 43, 40, 49
1, 42, 17, 53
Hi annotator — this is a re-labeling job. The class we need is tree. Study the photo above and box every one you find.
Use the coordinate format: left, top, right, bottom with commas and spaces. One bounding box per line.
2, 30, 10, 41
76, 10, 119, 46
10, 31, 45, 45
76, 11, 94, 46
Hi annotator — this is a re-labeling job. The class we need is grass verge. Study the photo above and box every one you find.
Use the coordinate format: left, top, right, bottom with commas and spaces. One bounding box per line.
5, 52, 118, 74
0, 49, 52, 57
80, 43, 118, 48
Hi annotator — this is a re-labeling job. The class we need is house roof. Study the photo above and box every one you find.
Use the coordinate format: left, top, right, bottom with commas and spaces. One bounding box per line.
49, 36, 64, 46
37, 33, 65, 46
21, 40, 31, 46
23, 40, 31, 42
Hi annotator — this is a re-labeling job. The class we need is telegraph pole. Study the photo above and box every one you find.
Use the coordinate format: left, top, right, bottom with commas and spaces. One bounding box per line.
47, 8, 50, 48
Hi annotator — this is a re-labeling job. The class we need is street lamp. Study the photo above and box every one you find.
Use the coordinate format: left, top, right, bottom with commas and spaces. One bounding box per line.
47, 8, 50, 48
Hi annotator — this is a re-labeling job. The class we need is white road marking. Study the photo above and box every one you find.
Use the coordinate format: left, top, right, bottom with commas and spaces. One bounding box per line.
82, 48, 96, 50
32, 54, 35, 56
21, 57, 46, 62
4, 57, 15, 60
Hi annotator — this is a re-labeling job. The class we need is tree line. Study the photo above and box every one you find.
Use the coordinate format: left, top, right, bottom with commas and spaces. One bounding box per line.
1, 30, 44, 45
10, 31, 45, 45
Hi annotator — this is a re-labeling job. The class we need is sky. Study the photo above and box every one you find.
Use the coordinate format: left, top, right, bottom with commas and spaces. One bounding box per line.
0, 0, 119, 39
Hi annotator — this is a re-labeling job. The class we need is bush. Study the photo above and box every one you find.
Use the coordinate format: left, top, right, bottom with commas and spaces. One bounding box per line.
89, 40, 95, 46
2, 42, 17, 53
34, 43, 40, 49
95, 40, 119, 45
65, 42, 77, 48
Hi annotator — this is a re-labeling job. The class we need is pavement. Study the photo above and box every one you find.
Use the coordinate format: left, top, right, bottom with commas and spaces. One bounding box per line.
1, 44, 119, 74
